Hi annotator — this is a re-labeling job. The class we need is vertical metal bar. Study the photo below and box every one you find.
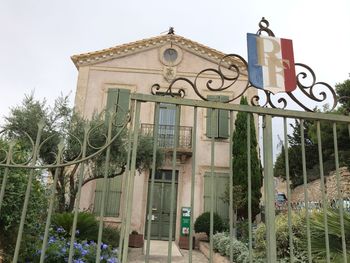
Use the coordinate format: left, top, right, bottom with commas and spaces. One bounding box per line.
283, 117, 294, 262
95, 110, 114, 263
316, 121, 330, 263
247, 113, 253, 263
0, 141, 14, 212
68, 124, 89, 263
145, 102, 160, 262
333, 122, 347, 263
40, 141, 64, 263
13, 120, 45, 262
229, 111, 234, 263
300, 119, 312, 262
167, 104, 180, 263
262, 115, 277, 263
189, 106, 197, 263
121, 100, 141, 263
209, 108, 216, 263
118, 100, 135, 262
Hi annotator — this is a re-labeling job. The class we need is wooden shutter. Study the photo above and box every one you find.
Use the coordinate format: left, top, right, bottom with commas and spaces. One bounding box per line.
206, 95, 219, 138
105, 88, 130, 127
94, 176, 122, 217
203, 172, 229, 222
218, 96, 229, 139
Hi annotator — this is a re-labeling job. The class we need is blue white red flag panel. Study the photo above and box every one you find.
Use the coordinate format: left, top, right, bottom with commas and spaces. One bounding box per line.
247, 33, 296, 93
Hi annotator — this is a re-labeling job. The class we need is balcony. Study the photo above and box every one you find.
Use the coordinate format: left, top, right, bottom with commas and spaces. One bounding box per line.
141, 124, 192, 159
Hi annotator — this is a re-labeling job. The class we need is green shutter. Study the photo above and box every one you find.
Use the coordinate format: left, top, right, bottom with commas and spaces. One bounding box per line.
218, 96, 229, 139
203, 172, 229, 222
105, 88, 130, 126
94, 176, 122, 217
206, 95, 219, 138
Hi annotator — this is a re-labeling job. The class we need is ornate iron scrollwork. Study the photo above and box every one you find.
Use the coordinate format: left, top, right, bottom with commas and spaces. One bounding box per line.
151, 17, 338, 112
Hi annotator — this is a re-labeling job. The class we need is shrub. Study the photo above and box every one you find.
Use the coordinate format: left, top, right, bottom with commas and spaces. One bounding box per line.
33, 227, 118, 262
52, 212, 99, 242
194, 212, 224, 238
102, 225, 120, 248
0, 169, 47, 262
212, 232, 249, 262
255, 211, 307, 261
224, 238, 248, 260
212, 232, 226, 250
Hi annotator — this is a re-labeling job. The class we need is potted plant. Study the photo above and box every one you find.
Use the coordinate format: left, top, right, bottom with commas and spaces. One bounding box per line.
178, 234, 195, 250
128, 230, 144, 248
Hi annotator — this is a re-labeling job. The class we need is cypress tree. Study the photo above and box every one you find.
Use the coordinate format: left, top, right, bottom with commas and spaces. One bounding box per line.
232, 96, 262, 219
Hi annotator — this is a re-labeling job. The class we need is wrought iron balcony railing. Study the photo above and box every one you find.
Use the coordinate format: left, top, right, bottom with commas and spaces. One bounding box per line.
141, 124, 192, 149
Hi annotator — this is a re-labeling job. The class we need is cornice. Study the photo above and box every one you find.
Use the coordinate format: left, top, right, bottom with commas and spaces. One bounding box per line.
71, 34, 246, 71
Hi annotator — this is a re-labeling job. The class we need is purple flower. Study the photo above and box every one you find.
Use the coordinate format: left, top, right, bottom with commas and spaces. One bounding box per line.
101, 243, 108, 250
56, 227, 65, 233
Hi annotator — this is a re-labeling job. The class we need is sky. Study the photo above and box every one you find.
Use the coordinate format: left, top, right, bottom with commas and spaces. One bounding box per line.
0, 0, 349, 124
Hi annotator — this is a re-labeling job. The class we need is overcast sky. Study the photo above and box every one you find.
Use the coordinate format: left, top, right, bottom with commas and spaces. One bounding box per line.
0, 0, 349, 123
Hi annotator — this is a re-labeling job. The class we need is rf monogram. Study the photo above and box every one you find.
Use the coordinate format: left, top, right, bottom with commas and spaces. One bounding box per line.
256, 37, 291, 88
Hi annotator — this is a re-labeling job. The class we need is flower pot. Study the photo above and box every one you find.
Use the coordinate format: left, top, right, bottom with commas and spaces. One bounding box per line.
178, 236, 195, 250
128, 234, 144, 248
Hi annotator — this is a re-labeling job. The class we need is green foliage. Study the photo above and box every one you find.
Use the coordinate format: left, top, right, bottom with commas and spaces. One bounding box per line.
51, 212, 120, 247
52, 212, 99, 241
1, 94, 161, 212
255, 211, 307, 261
32, 227, 118, 263
274, 79, 350, 188
101, 225, 120, 248
0, 164, 48, 262
212, 232, 250, 262
274, 119, 319, 187
308, 209, 350, 261
194, 212, 224, 237
336, 79, 350, 114
231, 96, 262, 218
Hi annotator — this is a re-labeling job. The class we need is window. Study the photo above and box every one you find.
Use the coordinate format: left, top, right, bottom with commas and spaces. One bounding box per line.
94, 176, 122, 217
204, 172, 229, 222
105, 88, 130, 126
206, 95, 229, 139
158, 103, 177, 148
93, 88, 130, 217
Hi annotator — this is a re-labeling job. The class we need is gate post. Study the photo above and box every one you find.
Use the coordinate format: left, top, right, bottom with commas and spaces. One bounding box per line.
262, 115, 277, 262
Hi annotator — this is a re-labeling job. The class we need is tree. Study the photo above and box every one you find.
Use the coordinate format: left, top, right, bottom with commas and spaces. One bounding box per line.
231, 96, 262, 219
0, 140, 48, 261
274, 78, 350, 188
1, 93, 161, 212
274, 119, 318, 188
336, 79, 350, 114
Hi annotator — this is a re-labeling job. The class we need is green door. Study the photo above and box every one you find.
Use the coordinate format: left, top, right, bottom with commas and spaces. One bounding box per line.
146, 170, 178, 240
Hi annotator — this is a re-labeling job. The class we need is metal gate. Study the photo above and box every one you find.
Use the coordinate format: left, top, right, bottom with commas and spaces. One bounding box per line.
1, 24, 350, 263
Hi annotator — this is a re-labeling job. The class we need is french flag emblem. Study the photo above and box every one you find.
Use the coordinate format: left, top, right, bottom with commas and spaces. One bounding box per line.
247, 33, 296, 93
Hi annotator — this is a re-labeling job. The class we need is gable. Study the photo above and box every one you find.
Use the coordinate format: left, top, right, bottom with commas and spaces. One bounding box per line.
71, 34, 246, 73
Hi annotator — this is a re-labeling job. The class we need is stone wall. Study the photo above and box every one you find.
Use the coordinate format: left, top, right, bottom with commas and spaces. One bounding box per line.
291, 167, 350, 202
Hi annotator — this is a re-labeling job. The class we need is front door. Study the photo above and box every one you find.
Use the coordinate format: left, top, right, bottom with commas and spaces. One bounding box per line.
146, 170, 178, 240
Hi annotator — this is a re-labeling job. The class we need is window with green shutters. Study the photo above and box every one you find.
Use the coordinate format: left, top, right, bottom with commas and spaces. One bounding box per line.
203, 172, 229, 222
93, 88, 130, 217
105, 88, 130, 127
206, 95, 229, 139
93, 176, 122, 217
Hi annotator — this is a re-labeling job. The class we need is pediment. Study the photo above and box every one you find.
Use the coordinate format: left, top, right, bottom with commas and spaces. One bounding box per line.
71, 34, 245, 72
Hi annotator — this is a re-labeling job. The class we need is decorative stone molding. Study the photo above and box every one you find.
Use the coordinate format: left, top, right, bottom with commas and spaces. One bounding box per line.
71, 34, 246, 72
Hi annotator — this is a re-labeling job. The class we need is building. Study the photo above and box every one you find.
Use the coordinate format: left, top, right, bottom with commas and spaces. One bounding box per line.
71, 31, 255, 243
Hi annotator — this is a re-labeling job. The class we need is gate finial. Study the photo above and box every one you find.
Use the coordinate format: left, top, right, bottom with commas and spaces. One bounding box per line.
257, 17, 275, 37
